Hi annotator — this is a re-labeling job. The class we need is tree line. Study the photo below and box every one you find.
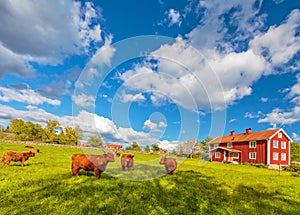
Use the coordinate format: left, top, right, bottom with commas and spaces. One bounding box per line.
0, 119, 83, 146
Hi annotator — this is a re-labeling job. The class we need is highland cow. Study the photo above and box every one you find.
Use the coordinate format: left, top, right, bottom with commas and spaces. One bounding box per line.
121, 154, 134, 171
159, 156, 177, 175
71, 153, 115, 179
1, 151, 35, 167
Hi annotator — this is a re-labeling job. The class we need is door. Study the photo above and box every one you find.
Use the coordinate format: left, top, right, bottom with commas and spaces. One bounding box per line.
229, 152, 233, 161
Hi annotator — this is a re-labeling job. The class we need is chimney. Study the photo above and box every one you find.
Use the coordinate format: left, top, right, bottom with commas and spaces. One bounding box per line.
246, 128, 251, 134
230, 130, 235, 136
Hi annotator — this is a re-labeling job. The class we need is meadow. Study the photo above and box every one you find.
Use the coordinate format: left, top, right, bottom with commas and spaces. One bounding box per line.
0, 142, 299, 215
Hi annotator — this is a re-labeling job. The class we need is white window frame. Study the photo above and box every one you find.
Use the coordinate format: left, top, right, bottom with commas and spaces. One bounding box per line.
214, 143, 219, 149
278, 132, 282, 138
281, 153, 286, 161
249, 152, 256, 160
273, 152, 278, 160
249, 141, 256, 148
233, 152, 239, 158
281, 141, 286, 149
273, 140, 278, 148
227, 142, 232, 148
215, 152, 220, 158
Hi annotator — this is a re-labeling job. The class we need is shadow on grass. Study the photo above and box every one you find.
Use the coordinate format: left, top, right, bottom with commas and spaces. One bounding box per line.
1, 170, 299, 215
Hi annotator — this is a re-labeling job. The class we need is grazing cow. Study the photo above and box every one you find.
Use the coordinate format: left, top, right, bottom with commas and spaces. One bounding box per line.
159, 156, 177, 175
1, 151, 35, 167
71, 153, 115, 179
121, 154, 134, 171
115, 151, 121, 157
25, 145, 34, 149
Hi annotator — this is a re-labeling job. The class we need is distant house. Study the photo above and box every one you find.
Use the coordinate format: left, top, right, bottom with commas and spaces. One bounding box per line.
104, 143, 122, 151
209, 128, 292, 167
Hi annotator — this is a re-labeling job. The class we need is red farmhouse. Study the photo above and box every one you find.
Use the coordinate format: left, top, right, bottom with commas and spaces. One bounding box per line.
104, 143, 122, 151
209, 128, 292, 167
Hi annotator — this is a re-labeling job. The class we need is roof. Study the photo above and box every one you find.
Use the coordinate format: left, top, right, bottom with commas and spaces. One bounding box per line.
209, 146, 242, 153
209, 128, 291, 144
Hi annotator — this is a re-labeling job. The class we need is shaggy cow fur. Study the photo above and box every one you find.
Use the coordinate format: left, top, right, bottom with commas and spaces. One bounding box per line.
159, 156, 177, 175
71, 153, 115, 179
1, 151, 35, 167
121, 154, 134, 171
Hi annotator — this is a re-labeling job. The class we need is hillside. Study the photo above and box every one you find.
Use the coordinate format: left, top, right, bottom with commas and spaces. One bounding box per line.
0, 142, 299, 215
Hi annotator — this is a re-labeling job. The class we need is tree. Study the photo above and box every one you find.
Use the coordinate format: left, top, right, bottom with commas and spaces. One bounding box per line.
151, 144, 160, 152
125, 142, 142, 151
181, 139, 201, 158
144, 145, 150, 153
200, 136, 213, 153
88, 135, 104, 147
43, 120, 62, 143
291, 142, 300, 162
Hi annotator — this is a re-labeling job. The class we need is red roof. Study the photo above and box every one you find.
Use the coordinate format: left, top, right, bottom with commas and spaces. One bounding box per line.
209, 129, 282, 144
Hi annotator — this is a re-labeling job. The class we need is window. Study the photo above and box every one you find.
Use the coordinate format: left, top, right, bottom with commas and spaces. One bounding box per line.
281, 141, 286, 149
249, 141, 256, 148
233, 152, 239, 158
249, 152, 256, 159
214, 144, 219, 149
273, 140, 278, 148
278, 132, 282, 138
281, 153, 286, 161
215, 152, 220, 158
273, 152, 278, 160
227, 142, 232, 148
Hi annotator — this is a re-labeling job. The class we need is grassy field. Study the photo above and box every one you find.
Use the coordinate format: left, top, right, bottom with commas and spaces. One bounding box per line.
0, 142, 300, 215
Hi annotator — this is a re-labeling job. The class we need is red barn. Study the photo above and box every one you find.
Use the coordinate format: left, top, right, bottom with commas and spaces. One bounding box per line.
209, 128, 292, 167
104, 143, 122, 151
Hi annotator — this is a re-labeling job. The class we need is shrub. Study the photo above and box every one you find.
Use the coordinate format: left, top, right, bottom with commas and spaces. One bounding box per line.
284, 164, 300, 172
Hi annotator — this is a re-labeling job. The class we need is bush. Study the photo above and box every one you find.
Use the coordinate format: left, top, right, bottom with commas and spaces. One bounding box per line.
291, 172, 300, 177
284, 164, 300, 172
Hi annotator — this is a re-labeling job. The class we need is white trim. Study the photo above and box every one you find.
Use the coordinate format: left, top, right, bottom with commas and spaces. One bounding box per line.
215, 152, 221, 158
224, 151, 226, 161
227, 142, 232, 148
273, 152, 278, 161
249, 141, 256, 148
288, 141, 291, 166
273, 140, 278, 148
269, 128, 293, 142
267, 139, 270, 165
249, 152, 256, 159
281, 141, 286, 149
281, 153, 286, 161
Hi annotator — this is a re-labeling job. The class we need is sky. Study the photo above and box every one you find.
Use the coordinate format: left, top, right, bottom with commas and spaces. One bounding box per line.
0, 0, 299, 149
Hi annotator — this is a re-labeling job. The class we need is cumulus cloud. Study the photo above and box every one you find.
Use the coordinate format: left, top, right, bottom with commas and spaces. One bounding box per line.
119, 91, 146, 103
143, 119, 158, 131
0, 86, 60, 106
72, 93, 96, 107
250, 9, 300, 69
0, 0, 108, 77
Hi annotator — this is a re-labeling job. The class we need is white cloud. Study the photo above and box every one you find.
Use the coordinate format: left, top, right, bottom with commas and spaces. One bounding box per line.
167, 9, 181, 27
72, 93, 95, 107
0, 0, 107, 77
0, 86, 60, 106
261, 97, 268, 102
0, 104, 158, 145
119, 91, 146, 103
258, 107, 300, 127
143, 119, 158, 131
250, 9, 300, 68
158, 121, 167, 128
244, 111, 264, 119
158, 140, 179, 151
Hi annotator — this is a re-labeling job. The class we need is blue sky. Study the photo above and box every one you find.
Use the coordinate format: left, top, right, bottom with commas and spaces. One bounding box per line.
0, 0, 299, 149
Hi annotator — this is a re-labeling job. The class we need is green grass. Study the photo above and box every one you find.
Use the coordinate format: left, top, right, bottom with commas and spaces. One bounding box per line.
0, 142, 300, 215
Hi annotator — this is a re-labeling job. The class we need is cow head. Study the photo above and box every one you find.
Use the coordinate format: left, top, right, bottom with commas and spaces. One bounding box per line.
28, 151, 35, 157
159, 156, 167, 164
104, 152, 115, 162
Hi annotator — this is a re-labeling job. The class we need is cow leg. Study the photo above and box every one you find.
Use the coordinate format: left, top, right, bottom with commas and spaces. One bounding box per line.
72, 166, 80, 177
94, 168, 101, 179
